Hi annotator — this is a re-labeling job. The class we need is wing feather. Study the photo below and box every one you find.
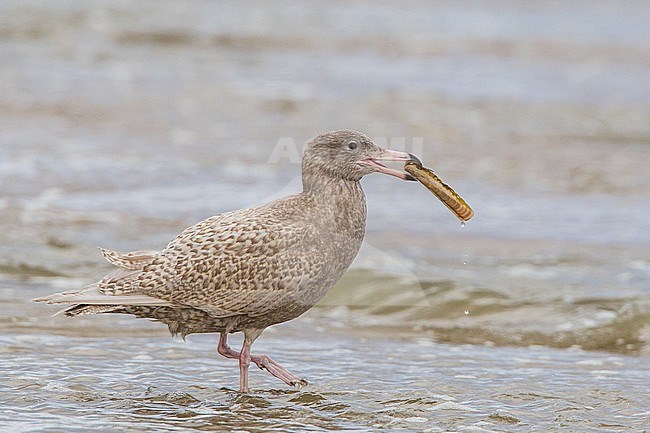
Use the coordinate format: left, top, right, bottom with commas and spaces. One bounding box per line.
142, 201, 324, 318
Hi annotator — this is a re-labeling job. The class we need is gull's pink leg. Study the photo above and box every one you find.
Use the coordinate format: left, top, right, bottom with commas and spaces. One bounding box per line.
239, 337, 252, 393
217, 331, 307, 389
217, 332, 239, 359
250, 354, 308, 388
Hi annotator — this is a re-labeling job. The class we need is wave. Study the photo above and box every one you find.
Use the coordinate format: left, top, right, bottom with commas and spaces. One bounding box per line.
315, 269, 650, 356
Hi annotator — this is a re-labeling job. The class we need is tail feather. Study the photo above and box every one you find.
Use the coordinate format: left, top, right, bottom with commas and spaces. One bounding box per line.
33, 283, 171, 306
98, 247, 158, 270
33, 246, 170, 316
94, 247, 159, 295
54, 304, 122, 317
33, 246, 226, 337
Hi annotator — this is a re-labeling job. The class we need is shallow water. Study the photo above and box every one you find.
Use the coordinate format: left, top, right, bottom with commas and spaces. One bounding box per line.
1, 0, 650, 431
3, 287, 650, 433
3, 335, 650, 433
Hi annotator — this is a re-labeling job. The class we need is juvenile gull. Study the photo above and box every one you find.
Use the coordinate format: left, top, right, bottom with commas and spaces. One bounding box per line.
34, 130, 417, 393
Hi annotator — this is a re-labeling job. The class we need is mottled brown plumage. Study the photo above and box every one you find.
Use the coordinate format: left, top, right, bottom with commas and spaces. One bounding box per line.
34, 129, 416, 392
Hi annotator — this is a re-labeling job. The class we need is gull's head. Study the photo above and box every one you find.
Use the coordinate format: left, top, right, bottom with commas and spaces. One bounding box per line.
302, 130, 418, 185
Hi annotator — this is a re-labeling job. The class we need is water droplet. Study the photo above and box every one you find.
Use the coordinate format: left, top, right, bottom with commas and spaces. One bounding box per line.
464, 309, 469, 315
460, 221, 466, 228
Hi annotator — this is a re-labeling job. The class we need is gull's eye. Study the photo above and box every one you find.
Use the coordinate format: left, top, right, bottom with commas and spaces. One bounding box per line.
348, 141, 358, 150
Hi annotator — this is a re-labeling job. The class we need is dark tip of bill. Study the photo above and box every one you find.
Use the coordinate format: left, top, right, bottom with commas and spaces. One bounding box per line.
408, 153, 422, 166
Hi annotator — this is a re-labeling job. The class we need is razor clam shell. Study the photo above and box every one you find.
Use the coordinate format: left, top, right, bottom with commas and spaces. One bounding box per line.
404, 161, 474, 222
